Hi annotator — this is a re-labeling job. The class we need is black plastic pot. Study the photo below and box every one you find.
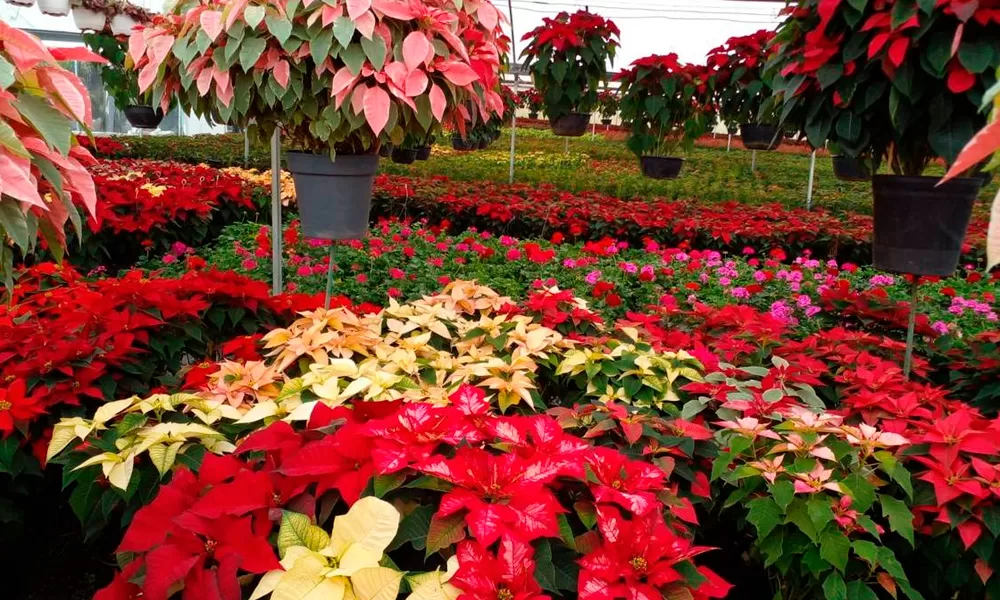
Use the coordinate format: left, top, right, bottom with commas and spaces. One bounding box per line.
124, 106, 164, 129
976, 171, 993, 186
415, 146, 432, 161
601, 118, 612, 126
391, 147, 417, 164
640, 156, 684, 180
550, 113, 591, 137
378, 143, 393, 158
285, 152, 378, 240
740, 123, 782, 150
872, 175, 981, 276
478, 138, 489, 150
451, 135, 474, 151
831, 155, 871, 182
529, 112, 539, 119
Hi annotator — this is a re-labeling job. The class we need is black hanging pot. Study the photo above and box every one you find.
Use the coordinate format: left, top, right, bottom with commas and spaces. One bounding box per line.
285, 152, 378, 240
391, 147, 417, 164
601, 118, 612, 126
872, 175, 981, 276
550, 113, 591, 137
529, 111, 539, 119
378, 143, 393, 158
740, 123, 782, 150
478, 137, 490, 150
124, 106, 164, 129
451, 135, 474, 151
976, 170, 993, 186
415, 146, 432, 161
640, 156, 684, 180
832, 155, 871, 181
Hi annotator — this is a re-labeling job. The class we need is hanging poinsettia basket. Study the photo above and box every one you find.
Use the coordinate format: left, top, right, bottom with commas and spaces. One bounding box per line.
767, 0, 999, 275
707, 30, 783, 150
616, 54, 717, 180
130, 0, 506, 240
521, 10, 619, 137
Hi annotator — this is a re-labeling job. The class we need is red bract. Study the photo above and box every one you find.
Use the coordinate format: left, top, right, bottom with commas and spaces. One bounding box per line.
578, 507, 728, 600
0, 380, 44, 436
585, 447, 666, 516
452, 535, 548, 600
419, 446, 564, 544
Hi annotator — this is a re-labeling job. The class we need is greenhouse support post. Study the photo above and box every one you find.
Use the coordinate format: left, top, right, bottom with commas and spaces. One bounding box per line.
507, 0, 518, 185
270, 129, 282, 295
807, 150, 817, 210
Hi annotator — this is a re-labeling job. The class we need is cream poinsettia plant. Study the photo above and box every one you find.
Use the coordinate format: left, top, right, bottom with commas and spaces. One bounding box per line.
252, 497, 407, 600
47, 281, 705, 492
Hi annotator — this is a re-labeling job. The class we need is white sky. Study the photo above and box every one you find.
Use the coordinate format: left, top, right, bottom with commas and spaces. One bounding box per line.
2, 0, 784, 66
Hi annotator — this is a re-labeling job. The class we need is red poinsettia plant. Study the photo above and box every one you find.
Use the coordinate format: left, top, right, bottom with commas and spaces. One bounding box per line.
89, 389, 731, 600
519, 87, 544, 116
0, 22, 105, 287
128, 0, 507, 156
706, 29, 777, 132
766, 0, 999, 174
615, 54, 717, 158
520, 10, 620, 122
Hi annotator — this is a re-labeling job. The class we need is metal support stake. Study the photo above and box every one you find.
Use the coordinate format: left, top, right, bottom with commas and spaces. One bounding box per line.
324, 244, 336, 310
727, 134, 732, 152
507, 0, 518, 185
751, 150, 757, 173
806, 150, 817, 210
270, 129, 283, 296
244, 130, 250, 167
903, 279, 919, 378
565, 137, 569, 154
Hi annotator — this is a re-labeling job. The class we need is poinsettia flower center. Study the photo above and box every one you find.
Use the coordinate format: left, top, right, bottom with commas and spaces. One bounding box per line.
611, 479, 625, 490
485, 483, 507, 501
272, 492, 282, 505
629, 556, 648, 572
0, 401, 11, 411
496, 586, 514, 600
204, 538, 218, 555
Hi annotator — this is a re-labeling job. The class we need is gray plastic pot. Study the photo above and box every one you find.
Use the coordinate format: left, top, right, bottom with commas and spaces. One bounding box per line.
285, 152, 379, 240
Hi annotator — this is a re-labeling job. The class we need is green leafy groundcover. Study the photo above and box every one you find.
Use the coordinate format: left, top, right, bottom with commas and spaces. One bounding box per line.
161, 218, 999, 409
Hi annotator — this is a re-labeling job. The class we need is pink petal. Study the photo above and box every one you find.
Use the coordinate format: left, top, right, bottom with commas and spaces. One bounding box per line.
273, 60, 290, 89
429, 83, 446, 121
199, 10, 223, 43
347, 0, 372, 20
372, 0, 415, 19
402, 31, 431, 72
438, 61, 480, 86
363, 85, 391, 136
0, 153, 45, 209
478, 1, 499, 31
331, 68, 359, 96
355, 11, 376, 39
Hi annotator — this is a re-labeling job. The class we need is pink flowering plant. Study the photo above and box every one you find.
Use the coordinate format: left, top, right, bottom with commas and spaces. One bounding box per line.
712, 401, 923, 600
127, 0, 507, 155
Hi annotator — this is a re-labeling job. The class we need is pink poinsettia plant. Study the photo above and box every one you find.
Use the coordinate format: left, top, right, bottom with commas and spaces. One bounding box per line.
127, 0, 507, 156
0, 22, 104, 286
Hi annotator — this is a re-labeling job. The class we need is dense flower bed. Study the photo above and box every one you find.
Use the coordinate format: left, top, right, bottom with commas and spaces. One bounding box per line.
63, 159, 257, 271
46, 281, 1000, 600
0, 263, 346, 533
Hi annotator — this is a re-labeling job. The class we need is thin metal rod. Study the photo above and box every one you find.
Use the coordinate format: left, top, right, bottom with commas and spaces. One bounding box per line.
507, 0, 518, 185
565, 137, 569, 154
270, 129, 283, 296
727, 133, 732, 152
806, 150, 817, 210
324, 244, 335, 310
751, 150, 757, 173
244, 130, 250, 167
903, 279, 919, 378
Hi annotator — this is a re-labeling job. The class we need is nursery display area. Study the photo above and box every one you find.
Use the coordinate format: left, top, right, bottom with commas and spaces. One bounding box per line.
2, 1, 1000, 600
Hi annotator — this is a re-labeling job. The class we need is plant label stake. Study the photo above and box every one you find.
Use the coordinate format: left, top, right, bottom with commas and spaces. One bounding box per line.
271, 128, 283, 295
807, 150, 817, 210
903, 278, 919, 378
